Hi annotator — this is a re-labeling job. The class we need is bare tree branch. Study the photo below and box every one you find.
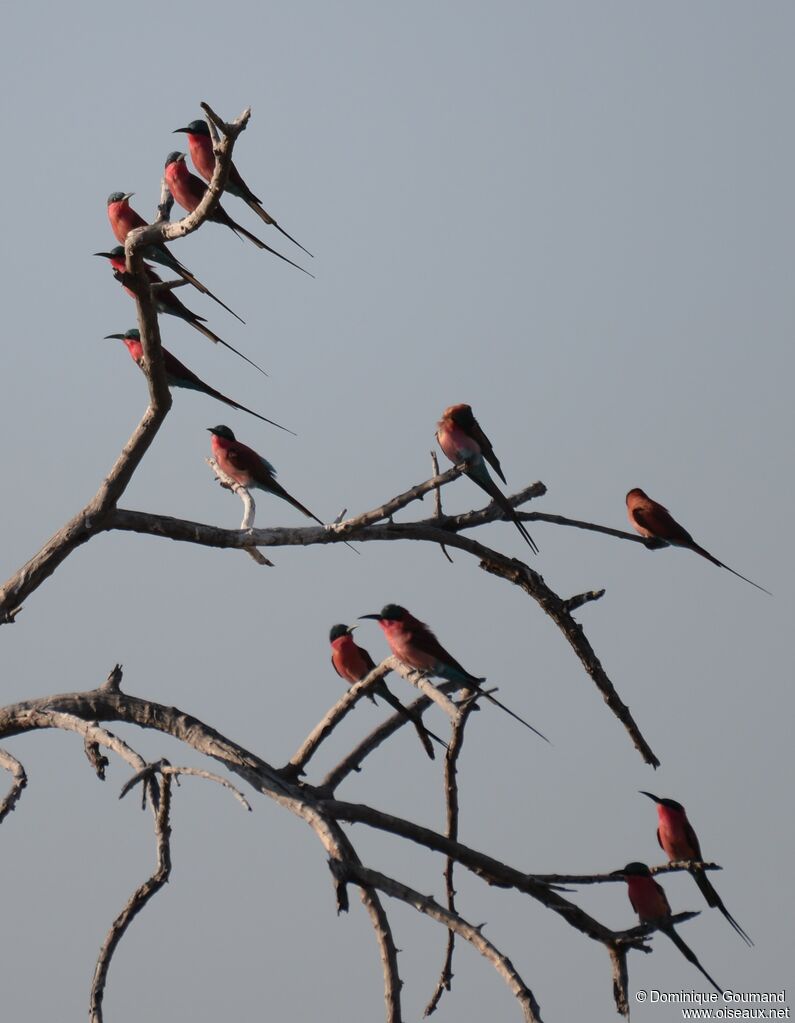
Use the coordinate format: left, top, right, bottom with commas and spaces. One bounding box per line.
89, 774, 173, 1023
0, 748, 27, 825
335, 859, 545, 1023
531, 861, 723, 886
430, 450, 454, 563
320, 691, 440, 792
287, 660, 396, 776
0, 106, 255, 625
424, 699, 477, 1016
206, 456, 273, 565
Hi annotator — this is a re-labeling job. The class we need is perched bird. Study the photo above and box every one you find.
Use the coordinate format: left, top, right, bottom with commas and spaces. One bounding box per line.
626, 488, 770, 595
639, 792, 752, 946
612, 862, 723, 995
173, 120, 313, 257
105, 330, 293, 433
436, 404, 539, 554
95, 247, 266, 376
106, 192, 243, 323
208, 425, 323, 522
163, 152, 312, 277
358, 605, 548, 741
329, 624, 444, 759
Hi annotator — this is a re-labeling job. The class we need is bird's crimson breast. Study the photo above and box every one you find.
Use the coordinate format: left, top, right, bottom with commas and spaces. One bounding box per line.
627, 876, 670, 921
188, 135, 216, 181
437, 421, 480, 464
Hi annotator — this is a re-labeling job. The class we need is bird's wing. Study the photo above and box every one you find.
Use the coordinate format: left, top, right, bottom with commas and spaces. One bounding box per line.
409, 622, 473, 679
457, 406, 506, 484
632, 502, 695, 546
682, 818, 704, 860
258, 454, 278, 476
224, 441, 266, 477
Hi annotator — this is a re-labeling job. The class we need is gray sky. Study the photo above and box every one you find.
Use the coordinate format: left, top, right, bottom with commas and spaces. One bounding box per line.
0, 2, 792, 1019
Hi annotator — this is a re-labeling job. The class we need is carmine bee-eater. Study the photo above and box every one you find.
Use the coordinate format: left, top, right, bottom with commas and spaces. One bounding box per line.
163, 153, 312, 278
208, 425, 324, 522
358, 605, 548, 741
94, 247, 266, 376
106, 192, 244, 323
626, 488, 770, 594
329, 624, 445, 759
436, 404, 539, 554
105, 330, 293, 433
612, 862, 723, 994
639, 792, 752, 946
173, 120, 313, 258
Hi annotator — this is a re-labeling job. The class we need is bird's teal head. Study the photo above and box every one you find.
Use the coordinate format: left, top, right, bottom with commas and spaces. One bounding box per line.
103, 329, 140, 342
359, 604, 407, 623
174, 120, 209, 136
329, 624, 354, 643
107, 192, 134, 205
207, 425, 235, 441
612, 862, 651, 878
165, 151, 186, 169
639, 792, 684, 812
93, 245, 125, 261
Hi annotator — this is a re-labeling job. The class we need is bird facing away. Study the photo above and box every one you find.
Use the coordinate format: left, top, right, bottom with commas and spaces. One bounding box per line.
173, 120, 313, 258
626, 488, 770, 595
94, 247, 266, 376
106, 191, 244, 323
639, 792, 752, 946
436, 403, 539, 554
104, 330, 293, 434
613, 862, 723, 995
329, 624, 445, 759
208, 425, 323, 523
358, 605, 548, 742
163, 152, 312, 278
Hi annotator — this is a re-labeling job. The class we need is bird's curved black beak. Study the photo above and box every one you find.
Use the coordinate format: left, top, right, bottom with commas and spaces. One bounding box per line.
609, 868, 627, 879
103, 334, 126, 340
93, 251, 113, 258
358, 614, 382, 621
639, 791, 662, 804
173, 126, 190, 134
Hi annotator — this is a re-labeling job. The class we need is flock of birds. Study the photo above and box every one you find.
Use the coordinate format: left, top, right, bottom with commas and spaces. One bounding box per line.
98, 115, 768, 998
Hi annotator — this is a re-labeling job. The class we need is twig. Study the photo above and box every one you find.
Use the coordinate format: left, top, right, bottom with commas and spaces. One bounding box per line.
430, 451, 453, 563
530, 862, 723, 885
516, 511, 667, 548
424, 699, 476, 1016
0, 748, 27, 825
89, 774, 173, 1023
332, 464, 465, 534
206, 457, 273, 566
120, 759, 252, 812
562, 589, 606, 613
